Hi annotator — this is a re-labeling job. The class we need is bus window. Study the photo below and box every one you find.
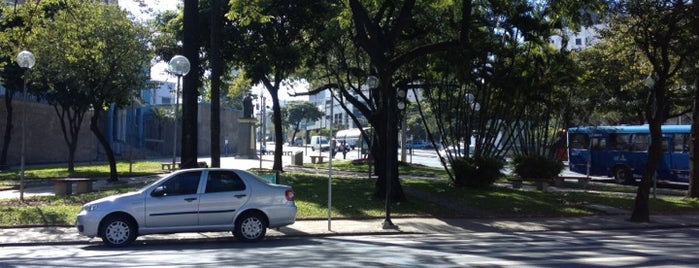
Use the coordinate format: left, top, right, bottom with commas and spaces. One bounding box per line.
610, 133, 630, 151
569, 133, 589, 149
631, 134, 649, 152
673, 133, 689, 153
662, 139, 669, 153
591, 137, 606, 150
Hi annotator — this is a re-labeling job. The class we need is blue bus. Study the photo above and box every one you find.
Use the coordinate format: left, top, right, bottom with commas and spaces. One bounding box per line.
567, 125, 690, 184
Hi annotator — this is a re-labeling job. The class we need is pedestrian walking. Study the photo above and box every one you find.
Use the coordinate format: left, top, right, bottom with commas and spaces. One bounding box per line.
341, 141, 348, 159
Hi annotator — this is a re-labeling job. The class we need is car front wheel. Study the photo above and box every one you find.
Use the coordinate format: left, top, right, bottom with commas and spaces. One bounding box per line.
100, 215, 137, 247
233, 212, 267, 242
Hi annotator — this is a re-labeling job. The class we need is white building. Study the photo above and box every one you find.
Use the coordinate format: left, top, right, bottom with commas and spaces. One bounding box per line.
307, 89, 368, 132
548, 24, 604, 50
139, 61, 180, 105
548, 11, 604, 51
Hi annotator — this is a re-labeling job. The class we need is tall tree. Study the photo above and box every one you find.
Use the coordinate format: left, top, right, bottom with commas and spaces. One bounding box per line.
226, 0, 336, 171
153, 1, 243, 168
0, 2, 41, 169
281, 101, 324, 143
180, 0, 201, 169
209, 0, 224, 167
30, 0, 151, 180
341, 0, 459, 201
683, 0, 699, 198
607, 0, 697, 222
307, 0, 605, 197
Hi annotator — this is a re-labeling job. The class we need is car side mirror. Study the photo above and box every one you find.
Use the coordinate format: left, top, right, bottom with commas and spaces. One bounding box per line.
152, 186, 166, 197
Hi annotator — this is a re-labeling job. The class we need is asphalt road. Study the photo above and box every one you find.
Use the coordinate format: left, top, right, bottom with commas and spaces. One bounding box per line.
3, 228, 699, 267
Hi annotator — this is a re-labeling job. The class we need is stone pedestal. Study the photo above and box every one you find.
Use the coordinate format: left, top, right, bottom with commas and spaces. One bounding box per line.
237, 118, 258, 159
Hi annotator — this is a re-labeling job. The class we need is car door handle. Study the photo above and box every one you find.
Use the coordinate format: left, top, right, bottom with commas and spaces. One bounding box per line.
234, 194, 247, 198
184, 197, 197, 202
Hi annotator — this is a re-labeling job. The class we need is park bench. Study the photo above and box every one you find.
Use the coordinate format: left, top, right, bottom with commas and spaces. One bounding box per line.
161, 162, 180, 170
553, 176, 591, 188
161, 161, 207, 170
51, 178, 96, 196
509, 178, 551, 191
310, 155, 325, 164
260, 151, 292, 156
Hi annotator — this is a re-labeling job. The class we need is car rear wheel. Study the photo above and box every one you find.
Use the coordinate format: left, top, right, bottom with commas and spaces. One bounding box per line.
234, 212, 267, 242
100, 215, 137, 247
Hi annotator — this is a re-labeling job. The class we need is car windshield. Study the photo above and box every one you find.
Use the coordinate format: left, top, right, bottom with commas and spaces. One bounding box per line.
137, 175, 169, 192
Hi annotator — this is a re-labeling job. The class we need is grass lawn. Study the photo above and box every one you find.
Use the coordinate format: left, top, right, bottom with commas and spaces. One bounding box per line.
0, 160, 163, 179
1, 160, 699, 226
286, 173, 447, 218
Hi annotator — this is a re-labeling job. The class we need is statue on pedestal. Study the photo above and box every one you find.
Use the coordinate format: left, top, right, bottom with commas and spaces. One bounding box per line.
243, 94, 253, 118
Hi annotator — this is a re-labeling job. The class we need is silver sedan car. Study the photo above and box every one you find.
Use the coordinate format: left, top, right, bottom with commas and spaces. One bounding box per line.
76, 168, 296, 247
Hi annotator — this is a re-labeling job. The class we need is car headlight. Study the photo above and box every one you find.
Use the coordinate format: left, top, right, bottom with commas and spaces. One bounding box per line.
82, 204, 99, 212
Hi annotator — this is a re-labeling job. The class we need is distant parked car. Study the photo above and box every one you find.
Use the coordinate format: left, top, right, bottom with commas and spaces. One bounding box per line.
440, 143, 475, 156
76, 168, 296, 247
407, 141, 430, 149
310, 135, 330, 151
293, 137, 303, 146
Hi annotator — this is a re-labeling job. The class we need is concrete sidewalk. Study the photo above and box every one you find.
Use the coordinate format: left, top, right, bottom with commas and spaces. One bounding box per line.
2, 214, 699, 247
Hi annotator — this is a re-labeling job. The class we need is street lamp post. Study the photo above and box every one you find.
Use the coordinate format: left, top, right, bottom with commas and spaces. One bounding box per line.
645, 73, 657, 199
464, 93, 480, 157
16, 50, 35, 201
398, 89, 407, 162
168, 55, 190, 168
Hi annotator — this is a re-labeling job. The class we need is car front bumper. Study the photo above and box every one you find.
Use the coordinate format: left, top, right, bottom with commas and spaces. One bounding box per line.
76, 209, 107, 238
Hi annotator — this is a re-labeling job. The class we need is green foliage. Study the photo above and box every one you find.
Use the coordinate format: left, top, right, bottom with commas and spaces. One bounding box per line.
30, 1, 152, 111
282, 101, 324, 131
451, 156, 504, 188
226, 70, 253, 110
512, 154, 564, 179
571, 26, 652, 125
21, 0, 152, 176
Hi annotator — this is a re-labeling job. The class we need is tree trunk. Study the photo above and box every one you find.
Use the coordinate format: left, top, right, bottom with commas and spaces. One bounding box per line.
630, 121, 661, 222
90, 113, 118, 181
689, 75, 699, 198
631, 80, 667, 222
0, 95, 14, 168
371, 78, 406, 202
181, 0, 200, 169
67, 143, 76, 173
53, 105, 85, 174
209, 0, 223, 168
271, 88, 284, 171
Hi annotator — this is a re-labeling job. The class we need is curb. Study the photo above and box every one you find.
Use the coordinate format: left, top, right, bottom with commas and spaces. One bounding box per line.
0, 229, 416, 247
5, 214, 699, 247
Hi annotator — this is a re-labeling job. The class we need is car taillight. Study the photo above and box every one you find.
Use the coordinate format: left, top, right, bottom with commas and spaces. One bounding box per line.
285, 189, 294, 201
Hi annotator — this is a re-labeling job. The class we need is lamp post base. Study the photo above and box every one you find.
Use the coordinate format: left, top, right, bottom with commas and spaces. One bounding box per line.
382, 218, 398, 230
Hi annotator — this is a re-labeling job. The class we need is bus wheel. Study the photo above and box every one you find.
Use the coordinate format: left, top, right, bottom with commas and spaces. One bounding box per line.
614, 167, 631, 184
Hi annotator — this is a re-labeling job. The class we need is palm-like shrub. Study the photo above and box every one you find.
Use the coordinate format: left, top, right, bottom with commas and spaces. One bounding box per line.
512, 154, 563, 179
451, 155, 504, 188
